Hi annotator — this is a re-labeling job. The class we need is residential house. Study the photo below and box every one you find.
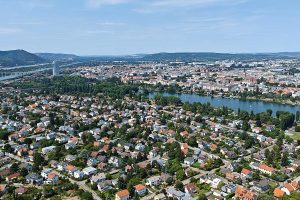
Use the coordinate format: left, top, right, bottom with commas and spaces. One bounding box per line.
66, 164, 77, 176
0, 184, 7, 196
135, 143, 145, 151
46, 173, 59, 184
90, 173, 106, 185
15, 187, 28, 196
166, 186, 185, 200
185, 183, 197, 195
241, 168, 252, 179
281, 181, 299, 195
115, 189, 130, 200
41, 168, 52, 178
57, 162, 67, 171
97, 180, 113, 192
109, 156, 122, 167
154, 193, 166, 200
134, 184, 147, 196
25, 173, 43, 185
6, 173, 20, 182
253, 179, 270, 192
74, 170, 84, 179
146, 176, 161, 187
273, 188, 285, 198
184, 157, 195, 166
250, 162, 275, 176
235, 185, 257, 200
87, 158, 98, 166
41, 146, 56, 154
221, 183, 236, 194
82, 167, 97, 176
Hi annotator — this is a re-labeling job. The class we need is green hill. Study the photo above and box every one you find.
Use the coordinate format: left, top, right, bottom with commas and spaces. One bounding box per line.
0, 50, 46, 67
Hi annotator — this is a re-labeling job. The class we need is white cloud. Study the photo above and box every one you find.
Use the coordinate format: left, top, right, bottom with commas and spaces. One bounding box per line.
19, 0, 53, 9
151, 0, 225, 7
96, 22, 125, 26
135, 0, 247, 13
87, 0, 132, 8
0, 27, 23, 34
7, 22, 43, 26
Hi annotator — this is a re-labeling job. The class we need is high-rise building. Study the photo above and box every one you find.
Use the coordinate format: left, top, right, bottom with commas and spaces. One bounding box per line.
52, 61, 59, 76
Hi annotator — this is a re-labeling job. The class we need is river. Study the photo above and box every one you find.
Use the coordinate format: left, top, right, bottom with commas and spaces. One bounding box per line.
0, 68, 51, 81
149, 92, 300, 116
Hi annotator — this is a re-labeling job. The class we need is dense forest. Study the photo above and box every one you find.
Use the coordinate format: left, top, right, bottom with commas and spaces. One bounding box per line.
9, 76, 139, 99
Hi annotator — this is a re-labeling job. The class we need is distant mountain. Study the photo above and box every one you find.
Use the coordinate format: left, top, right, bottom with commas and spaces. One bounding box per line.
269, 52, 300, 58
2, 50, 300, 68
141, 52, 298, 61
0, 50, 46, 67
35, 53, 80, 61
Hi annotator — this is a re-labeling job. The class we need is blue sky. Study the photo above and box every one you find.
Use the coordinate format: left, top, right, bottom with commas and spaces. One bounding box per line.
0, 0, 299, 55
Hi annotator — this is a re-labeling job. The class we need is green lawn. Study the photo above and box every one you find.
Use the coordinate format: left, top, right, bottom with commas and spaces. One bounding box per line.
192, 162, 200, 168
111, 172, 120, 179
290, 132, 300, 140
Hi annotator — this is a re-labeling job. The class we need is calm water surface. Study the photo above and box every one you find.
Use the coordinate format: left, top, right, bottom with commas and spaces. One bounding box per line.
149, 92, 300, 116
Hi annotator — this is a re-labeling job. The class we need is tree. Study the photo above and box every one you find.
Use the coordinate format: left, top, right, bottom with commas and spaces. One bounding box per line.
296, 111, 300, 121
258, 193, 275, 200
281, 152, 289, 166
118, 177, 126, 189
79, 191, 93, 200
176, 169, 185, 181
11, 163, 19, 172
3, 144, 13, 153
166, 177, 173, 186
265, 149, 273, 165
0, 129, 10, 140
127, 177, 142, 195
256, 120, 262, 127
266, 109, 273, 117
166, 142, 183, 161
33, 152, 45, 167
277, 112, 295, 130
242, 120, 250, 131
20, 168, 28, 177
175, 181, 184, 192
252, 172, 260, 181
43, 185, 55, 198
187, 136, 197, 147
91, 183, 97, 190
24, 138, 32, 145
197, 192, 206, 200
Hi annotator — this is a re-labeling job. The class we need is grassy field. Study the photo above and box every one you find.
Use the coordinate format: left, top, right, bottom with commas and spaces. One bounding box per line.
290, 131, 300, 140
111, 172, 120, 179
192, 162, 200, 168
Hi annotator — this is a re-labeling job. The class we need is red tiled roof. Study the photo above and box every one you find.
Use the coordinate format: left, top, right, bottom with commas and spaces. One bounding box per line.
134, 184, 146, 191
66, 164, 75, 171
235, 185, 257, 200
48, 173, 58, 179
6, 172, 20, 180
116, 189, 129, 198
273, 188, 285, 198
259, 164, 274, 172
241, 168, 251, 175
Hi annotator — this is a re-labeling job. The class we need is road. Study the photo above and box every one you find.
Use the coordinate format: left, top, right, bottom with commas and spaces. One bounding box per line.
141, 192, 156, 200
4, 152, 101, 200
